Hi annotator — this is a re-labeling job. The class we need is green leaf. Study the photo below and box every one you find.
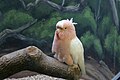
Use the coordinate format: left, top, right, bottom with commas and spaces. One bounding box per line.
98, 16, 113, 39
80, 7, 97, 34
104, 27, 118, 55
94, 38, 103, 59
24, 16, 62, 39
0, 10, 33, 31
81, 31, 96, 49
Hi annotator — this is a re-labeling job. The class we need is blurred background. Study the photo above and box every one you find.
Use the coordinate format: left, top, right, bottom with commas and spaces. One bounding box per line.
0, 0, 120, 75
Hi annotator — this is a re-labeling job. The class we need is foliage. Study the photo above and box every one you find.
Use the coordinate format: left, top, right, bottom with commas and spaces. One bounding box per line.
80, 31, 95, 50
81, 7, 97, 34
51, 7, 97, 35
117, 36, 120, 54
81, 31, 103, 59
24, 16, 62, 39
93, 38, 103, 59
86, 0, 97, 12
100, 0, 111, 16
31, 3, 53, 19
40, 17, 61, 39
0, 0, 21, 13
98, 16, 113, 40
117, 36, 120, 68
104, 27, 118, 55
0, 10, 33, 31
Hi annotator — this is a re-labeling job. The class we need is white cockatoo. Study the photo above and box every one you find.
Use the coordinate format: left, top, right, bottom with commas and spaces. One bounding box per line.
52, 18, 86, 75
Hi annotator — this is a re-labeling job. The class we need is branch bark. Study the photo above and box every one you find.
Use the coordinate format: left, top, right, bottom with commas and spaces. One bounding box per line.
19, 0, 86, 12
95, 0, 101, 21
109, 0, 119, 30
43, 0, 81, 12
0, 46, 115, 80
0, 46, 81, 80
62, 0, 65, 6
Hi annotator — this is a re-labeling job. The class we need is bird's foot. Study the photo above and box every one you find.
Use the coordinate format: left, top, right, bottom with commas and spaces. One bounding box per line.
68, 64, 80, 72
68, 64, 81, 80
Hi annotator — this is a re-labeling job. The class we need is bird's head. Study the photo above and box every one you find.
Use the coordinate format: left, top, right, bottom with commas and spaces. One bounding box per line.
56, 18, 77, 32
55, 18, 77, 40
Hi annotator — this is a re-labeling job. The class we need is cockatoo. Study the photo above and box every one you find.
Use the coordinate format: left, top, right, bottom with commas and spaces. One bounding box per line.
52, 18, 86, 75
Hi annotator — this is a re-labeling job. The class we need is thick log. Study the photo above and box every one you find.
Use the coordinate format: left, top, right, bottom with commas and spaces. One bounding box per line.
0, 46, 115, 80
0, 46, 81, 80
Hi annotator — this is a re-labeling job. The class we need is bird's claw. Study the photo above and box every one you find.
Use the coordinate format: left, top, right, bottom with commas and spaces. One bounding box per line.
68, 64, 81, 74
68, 64, 81, 79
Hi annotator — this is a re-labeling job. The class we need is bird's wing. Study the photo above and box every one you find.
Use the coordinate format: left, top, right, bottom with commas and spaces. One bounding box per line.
70, 37, 84, 64
70, 37, 86, 74
52, 31, 59, 53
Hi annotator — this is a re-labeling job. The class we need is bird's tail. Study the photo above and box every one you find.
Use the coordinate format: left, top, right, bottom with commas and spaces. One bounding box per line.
78, 57, 86, 75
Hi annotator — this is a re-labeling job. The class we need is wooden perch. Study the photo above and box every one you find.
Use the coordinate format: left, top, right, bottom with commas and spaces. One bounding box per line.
0, 46, 115, 80
0, 46, 81, 80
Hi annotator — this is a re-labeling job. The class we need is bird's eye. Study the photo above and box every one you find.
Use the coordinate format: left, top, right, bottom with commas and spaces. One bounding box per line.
65, 27, 67, 29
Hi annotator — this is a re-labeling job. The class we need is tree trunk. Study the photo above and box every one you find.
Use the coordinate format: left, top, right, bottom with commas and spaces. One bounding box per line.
109, 0, 119, 30
95, 0, 101, 21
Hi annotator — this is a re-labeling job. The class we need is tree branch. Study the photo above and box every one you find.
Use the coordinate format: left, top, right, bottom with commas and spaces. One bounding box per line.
0, 46, 81, 80
0, 19, 37, 45
62, 0, 65, 6
19, 0, 86, 12
19, 0, 26, 9
13, 19, 37, 33
0, 46, 114, 80
19, 0, 37, 10
13, 34, 50, 53
95, 0, 101, 21
109, 0, 119, 30
42, 0, 81, 12
0, 33, 50, 57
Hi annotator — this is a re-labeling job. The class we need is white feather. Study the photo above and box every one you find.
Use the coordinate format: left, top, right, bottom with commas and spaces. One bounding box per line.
69, 18, 77, 25
70, 18, 73, 23
70, 37, 86, 75
56, 20, 64, 28
67, 19, 69, 21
